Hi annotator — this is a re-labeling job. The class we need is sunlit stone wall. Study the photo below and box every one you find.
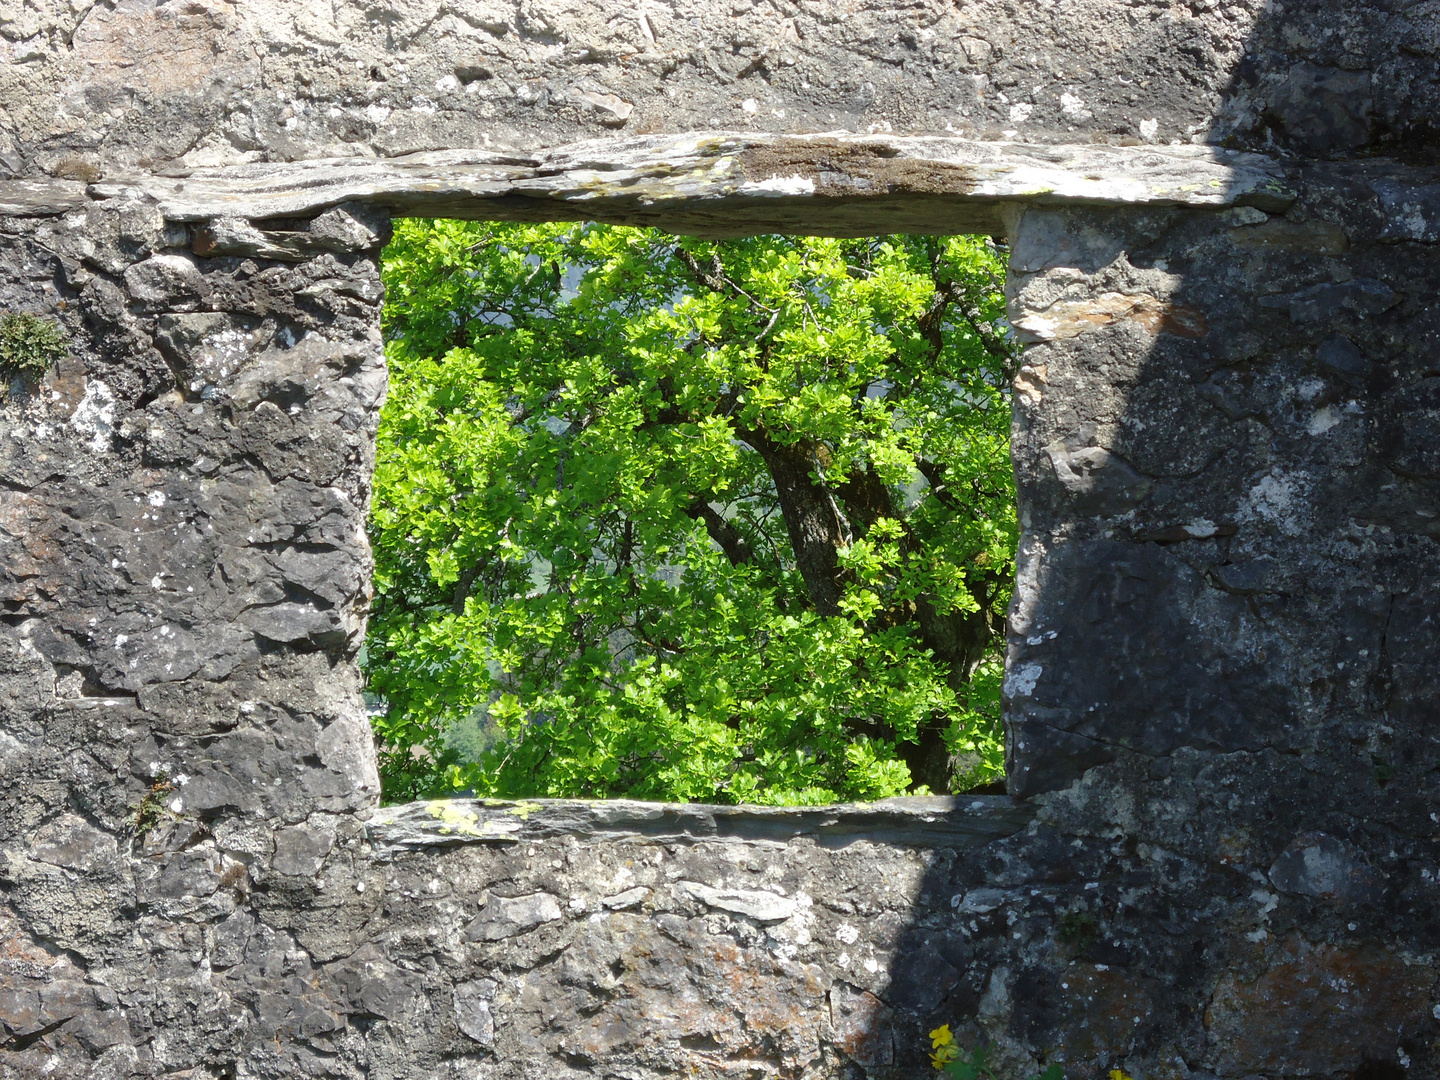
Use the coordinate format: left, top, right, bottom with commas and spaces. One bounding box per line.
1, 1, 1438, 1077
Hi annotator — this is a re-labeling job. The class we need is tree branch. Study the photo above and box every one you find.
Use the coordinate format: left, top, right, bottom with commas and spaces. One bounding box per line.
737, 425, 850, 616
685, 498, 755, 567
915, 458, 964, 512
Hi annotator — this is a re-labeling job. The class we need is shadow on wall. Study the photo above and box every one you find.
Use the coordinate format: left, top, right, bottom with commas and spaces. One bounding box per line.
877, 4, 1440, 1077
1209, 0, 1440, 163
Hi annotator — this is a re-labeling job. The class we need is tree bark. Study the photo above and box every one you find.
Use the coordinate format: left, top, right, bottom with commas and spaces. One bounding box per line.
740, 428, 850, 616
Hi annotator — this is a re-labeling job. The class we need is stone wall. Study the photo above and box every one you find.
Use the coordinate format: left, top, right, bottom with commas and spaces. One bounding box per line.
1, 0, 1435, 174
1, 1, 1439, 1078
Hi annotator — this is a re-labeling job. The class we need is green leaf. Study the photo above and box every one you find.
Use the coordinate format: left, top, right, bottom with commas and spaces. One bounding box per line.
364, 223, 1019, 804
942, 1043, 989, 1080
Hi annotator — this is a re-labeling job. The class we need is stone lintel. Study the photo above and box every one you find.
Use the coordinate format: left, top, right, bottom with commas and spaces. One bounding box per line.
4, 134, 1293, 234
368, 794, 1036, 857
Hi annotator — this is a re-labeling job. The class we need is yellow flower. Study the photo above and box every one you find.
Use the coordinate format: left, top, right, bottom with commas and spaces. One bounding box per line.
1110, 1071, 1134, 1080
930, 1025, 954, 1049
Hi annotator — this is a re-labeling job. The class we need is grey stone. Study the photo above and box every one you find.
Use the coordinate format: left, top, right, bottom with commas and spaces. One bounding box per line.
122, 253, 206, 307
0, 178, 86, 215
29, 814, 119, 873
329, 948, 426, 1020
1384, 376, 1440, 480
153, 311, 244, 366
306, 204, 392, 253
240, 600, 345, 648
1, 0, 1428, 173
829, 983, 892, 1068
1006, 537, 1295, 794
602, 887, 651, 910
454, 978, 498, 1045
1283, 278, 1400, 324
1316, 334, 1371, 382
463, 892, 564, 941
136, 846, 225, 902
254, 986, 345, 1038
270, 823, 335, 877
212, 910, 255, 969
368, 795, 1033, 854
1269, 832, 1383, 906
1264, 65, 1373, 154
192, 203, 391, 262
883, 936, 962, 1012
1043, 441, 1153, 515
1213, 558, 1276, 594
194, 217, 324, 262
955, 888, 1009, 914
44, 137, 1291, 242
676, 880, 797, 923
1009, 210, 1128, 275
211, 817, 275, 860
1371, 180, 1440, 242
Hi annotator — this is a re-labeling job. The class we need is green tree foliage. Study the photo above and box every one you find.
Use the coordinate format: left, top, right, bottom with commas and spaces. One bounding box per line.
365, 220, 1019, 805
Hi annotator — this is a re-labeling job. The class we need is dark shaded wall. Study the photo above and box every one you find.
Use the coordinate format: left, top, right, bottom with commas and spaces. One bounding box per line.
1004, 170, 1440, 798
991, 175, 1440, 1077
982, 7, 1440, 1071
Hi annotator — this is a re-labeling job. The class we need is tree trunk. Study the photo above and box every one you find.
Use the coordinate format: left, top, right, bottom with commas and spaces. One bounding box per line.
743, 436, 1004, 794
741, 428, 849, 616
899, 587, 999, 793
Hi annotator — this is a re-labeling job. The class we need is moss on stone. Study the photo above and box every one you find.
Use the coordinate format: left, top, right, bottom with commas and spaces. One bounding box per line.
1056, 909, 1099, 954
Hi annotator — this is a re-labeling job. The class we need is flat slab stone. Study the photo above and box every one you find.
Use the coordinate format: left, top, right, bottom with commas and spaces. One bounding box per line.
63, 133, 1292, 235
0, 178, 87, 216
367, 794, 1036, 857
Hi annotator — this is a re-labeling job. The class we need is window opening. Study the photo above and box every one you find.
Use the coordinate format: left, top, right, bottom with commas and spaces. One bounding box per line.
364, 221, 1019, 806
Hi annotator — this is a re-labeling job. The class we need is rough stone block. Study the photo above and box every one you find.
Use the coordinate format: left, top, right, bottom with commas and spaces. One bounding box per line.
463, 892, 563, 941
1205, 942, 1434, 1076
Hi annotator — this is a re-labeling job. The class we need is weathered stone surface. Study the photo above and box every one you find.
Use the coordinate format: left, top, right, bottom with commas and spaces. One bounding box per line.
1268, 832, 1384, 906
676, 880, 800, 923
271, 822, 337, 877
0, 174, 389, 1077
1205, 941, 1434, 1076
1, 5, 1439, 1075
28, 814, 120, 874
1, 0, 1435, 179
67, 136, 1291, 231
601, 886, 650, 910
830, 982, 893, 1068
369, 793, 1035, 853
463, 892, 564, 941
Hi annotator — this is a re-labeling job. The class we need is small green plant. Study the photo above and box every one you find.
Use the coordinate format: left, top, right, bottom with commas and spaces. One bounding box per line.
0, 311, 67, 381
928, 1027, 1066, 1080
927, 1029, 1137, 1080
131, 775, 177, 836
1371, 754, 1396, 786
1056, 909, 1099, 953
